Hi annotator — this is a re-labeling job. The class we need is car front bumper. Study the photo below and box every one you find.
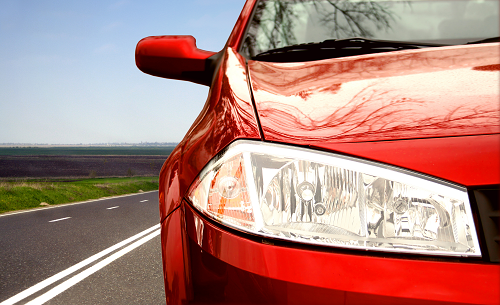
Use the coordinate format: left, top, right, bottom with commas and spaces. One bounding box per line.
161, 201, 500, 305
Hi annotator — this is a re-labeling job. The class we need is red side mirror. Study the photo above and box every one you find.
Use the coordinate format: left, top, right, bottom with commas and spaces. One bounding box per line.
135, 35, 218, 86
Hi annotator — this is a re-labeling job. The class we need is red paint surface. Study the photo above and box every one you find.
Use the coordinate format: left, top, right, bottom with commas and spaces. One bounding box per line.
173, 203, 500, 305
158, 47, 260, 222
136, 36, 216, 84
226, 0, 258, 49
249, 43, 500, 144
312, 134, 500, 186
161, 208, 189, 304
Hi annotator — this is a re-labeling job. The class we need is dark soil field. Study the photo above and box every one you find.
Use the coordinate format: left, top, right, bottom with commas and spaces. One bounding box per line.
0, 146, 175, 156
0, 155, 168, 179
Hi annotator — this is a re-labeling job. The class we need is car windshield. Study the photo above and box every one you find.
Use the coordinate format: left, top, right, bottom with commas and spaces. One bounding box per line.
240, 0, 499, 61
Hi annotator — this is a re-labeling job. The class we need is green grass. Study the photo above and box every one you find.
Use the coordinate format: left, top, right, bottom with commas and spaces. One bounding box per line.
0, 146, 176, 156
0, 177, 159, 214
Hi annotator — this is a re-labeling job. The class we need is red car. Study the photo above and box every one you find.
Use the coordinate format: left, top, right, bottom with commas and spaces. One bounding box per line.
136, 0, 500, 304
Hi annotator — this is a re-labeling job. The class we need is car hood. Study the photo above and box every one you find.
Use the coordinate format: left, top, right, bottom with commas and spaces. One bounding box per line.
247, 43, 499, 144
246, 43, 499, 186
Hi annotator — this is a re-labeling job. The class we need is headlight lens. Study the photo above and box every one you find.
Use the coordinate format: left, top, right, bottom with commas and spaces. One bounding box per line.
188, 140, 481, 257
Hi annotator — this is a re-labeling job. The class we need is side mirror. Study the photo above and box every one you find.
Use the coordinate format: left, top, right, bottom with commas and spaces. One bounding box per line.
135, 35, 219, 86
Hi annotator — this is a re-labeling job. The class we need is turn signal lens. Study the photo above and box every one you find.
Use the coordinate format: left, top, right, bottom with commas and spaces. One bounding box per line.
188, 140, 481, 257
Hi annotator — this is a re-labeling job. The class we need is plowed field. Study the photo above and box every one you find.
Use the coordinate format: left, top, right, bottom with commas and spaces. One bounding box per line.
0, 155, 166, 179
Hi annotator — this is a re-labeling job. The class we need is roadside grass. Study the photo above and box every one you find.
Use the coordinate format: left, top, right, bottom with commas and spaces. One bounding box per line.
0, 177, 159, 214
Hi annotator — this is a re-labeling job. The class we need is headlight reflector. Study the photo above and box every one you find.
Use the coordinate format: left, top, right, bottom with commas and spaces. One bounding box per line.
188, 140, 481, 257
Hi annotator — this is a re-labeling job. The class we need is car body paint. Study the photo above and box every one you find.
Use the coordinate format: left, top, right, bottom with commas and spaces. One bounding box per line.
181, 202, 500, 305
159, 47, 260, 222
147, 1, 500, 304
312, 134, 500, 187
248, 43, 500, 144
226, 0, 258, 50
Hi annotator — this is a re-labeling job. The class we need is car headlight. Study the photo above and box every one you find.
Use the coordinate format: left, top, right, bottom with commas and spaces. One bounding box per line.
187, 140, 481, 257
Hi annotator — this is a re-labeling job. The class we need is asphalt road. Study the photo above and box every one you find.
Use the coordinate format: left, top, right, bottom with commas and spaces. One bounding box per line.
0, 191, 165, 305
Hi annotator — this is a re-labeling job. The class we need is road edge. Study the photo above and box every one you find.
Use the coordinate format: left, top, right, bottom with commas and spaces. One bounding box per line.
0, 190, 158, 218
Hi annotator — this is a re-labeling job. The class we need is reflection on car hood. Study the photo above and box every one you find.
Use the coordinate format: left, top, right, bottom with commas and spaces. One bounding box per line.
248, 43, 500, 144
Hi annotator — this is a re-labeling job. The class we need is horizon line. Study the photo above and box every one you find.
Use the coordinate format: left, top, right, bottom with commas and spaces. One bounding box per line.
0, 142, 179, 147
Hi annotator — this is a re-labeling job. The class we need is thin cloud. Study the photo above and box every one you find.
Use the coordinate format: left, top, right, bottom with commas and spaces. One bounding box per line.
94, 43, 117, 54
109, 0, 130, 10
194, 0, 235, 5
101, 21, 122, 32
187, 11, 238, 29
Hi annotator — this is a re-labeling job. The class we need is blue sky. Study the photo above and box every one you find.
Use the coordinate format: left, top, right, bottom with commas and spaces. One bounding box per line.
0, 0, 246, 144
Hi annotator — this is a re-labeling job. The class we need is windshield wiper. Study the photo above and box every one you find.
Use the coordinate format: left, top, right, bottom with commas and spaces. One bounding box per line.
467, 37, 500, 44
253, 37, 446, 62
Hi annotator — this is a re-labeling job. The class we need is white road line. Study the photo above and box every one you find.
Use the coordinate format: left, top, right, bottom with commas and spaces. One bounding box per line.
0, 224, 160, 305
25, 228, 161, 305
106, 206, 119, 210
48, 217, 71, 223
140, 200, 148, 202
